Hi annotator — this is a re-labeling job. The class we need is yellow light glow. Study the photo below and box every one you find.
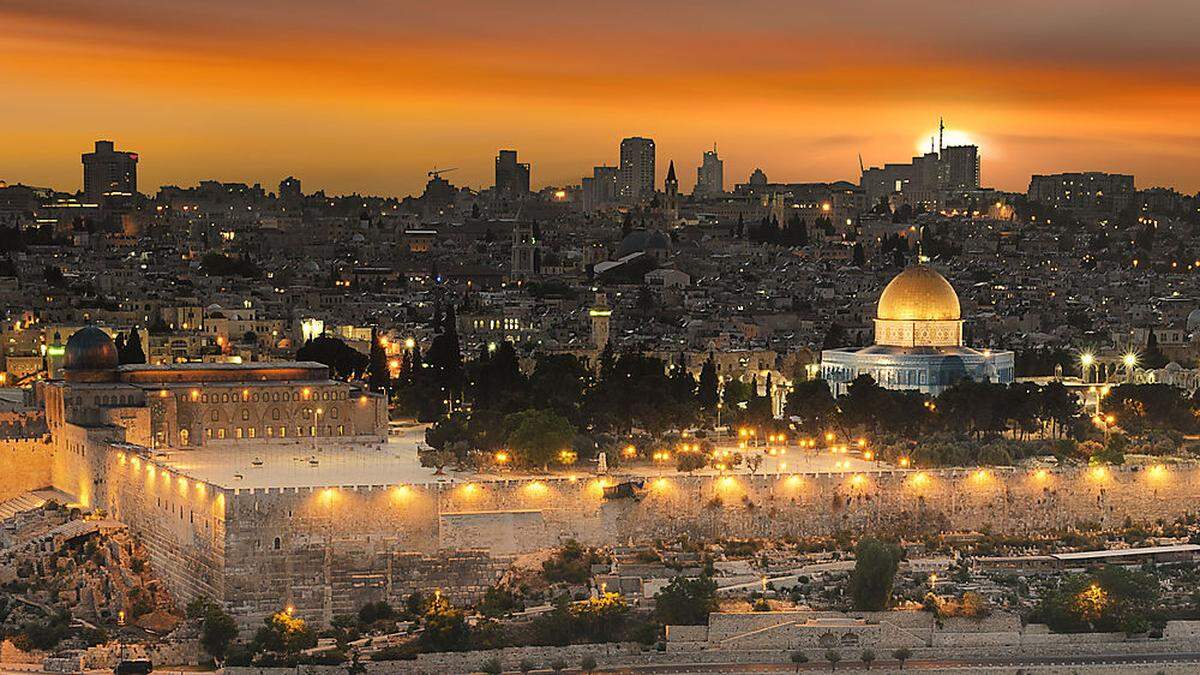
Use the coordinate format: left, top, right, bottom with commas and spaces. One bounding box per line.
1090, 465, 1108, 480
651, 478, 670, 491
525, 481, 547, 496
1147, 464, 1167, 479
785, 474, 802, 488
898, 456, 910, 468
1033, 469, 1048, 481
494, 451, 509, 464
462, 483, 478, 496
850, 474, 866, 487
1123, 353, 1138, 368
909, 471, 929, 487
972, 469, 989, 482
1080, 352, 1094, 367
393, 485, 411, 500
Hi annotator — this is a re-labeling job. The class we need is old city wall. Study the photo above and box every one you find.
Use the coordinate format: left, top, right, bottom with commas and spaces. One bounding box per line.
207, 463, 1200, 626
0, 437, 52, 501
220, 484, 508, 626
48, 428, 229, 609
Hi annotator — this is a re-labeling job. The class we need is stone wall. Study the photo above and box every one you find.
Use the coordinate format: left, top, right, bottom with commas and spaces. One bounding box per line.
51, 426, 229, 609
0, 437, 52, 501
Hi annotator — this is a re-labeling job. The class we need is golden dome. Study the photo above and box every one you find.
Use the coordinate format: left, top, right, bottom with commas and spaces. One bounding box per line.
876, 266, 961, 321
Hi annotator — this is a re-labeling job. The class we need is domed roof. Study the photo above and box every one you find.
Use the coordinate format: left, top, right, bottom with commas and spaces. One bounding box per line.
617, 229, 670, 258
1187, 308, 1200, 332
877, 265, 961, 321
63, 326, 118, 372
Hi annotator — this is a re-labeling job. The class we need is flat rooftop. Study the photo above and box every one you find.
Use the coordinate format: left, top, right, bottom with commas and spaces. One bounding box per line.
154, 425, 464, 490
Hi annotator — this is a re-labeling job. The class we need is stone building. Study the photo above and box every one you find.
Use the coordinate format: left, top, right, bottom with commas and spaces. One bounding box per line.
821, 265, 1014, 396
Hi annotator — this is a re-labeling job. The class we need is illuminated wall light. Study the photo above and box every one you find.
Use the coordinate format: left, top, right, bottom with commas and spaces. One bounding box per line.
909, 472, 929, 487
850, 474, 866, 487
785, 475, 803, 489
651, 478, 670, 491
1033, 469, 1049, 481
525, 481, 548, 496
1147, 464, 1167, 480
718, 476, 738, 490
1090, 465, 1108, 480
393, 485, 411, 500
462, 483, 478, 497
972, 469, 990, 483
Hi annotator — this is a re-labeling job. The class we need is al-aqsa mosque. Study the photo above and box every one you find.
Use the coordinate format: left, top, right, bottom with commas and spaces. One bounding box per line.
821, 265, 1014, 396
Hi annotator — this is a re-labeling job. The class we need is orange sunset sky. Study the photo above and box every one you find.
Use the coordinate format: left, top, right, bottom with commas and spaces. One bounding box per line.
3, 0, 1200, 197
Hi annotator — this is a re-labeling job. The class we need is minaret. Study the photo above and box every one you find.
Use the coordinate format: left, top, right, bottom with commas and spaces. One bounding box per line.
664, 160, 679, 220
46, 331, 65, 380
589, 293, 612, 350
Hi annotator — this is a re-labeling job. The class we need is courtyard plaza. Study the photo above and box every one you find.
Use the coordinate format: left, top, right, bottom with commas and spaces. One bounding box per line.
151, 422, 880, 492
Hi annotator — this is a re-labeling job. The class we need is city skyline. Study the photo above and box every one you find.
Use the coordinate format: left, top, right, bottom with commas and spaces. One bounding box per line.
4, 1, 1200, 196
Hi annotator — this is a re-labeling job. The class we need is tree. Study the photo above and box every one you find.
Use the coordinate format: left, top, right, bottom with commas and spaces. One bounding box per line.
676, 451, 709, 473
297, 335, 369, 380
892, 647, 911, 669
518, 658, 537, 673
479, 657, 503, 675
861, 649, 875, 670
200, 605, 239, 663
790, 651, 809, 672
785, 379, 837, 436
580, 654, 598, 673
252, 610, 316, 656
421, 596, 470, 652
1033, 565, 1159, 634
654, 576, 718, 625
367, 327, 390, 394
122, 327, 146, 364
848, 537, 902, 611
697, 353, 720, 411
506, 408, 576, 469
548, 657, 568, 673
824, 649, 841, 671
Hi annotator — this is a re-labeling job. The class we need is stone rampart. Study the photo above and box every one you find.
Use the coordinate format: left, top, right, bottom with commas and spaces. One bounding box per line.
0, 436, 52, 501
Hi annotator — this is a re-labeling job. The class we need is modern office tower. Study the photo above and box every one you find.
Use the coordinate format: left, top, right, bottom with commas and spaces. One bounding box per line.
494, 149, 531, 199
581, 165, 619, 211
618, 136, 655, 204
1027, 172, 1136, 221
694, 146, 724, 196
941, 145, 980, 193
279, 176, 303, 202
82, 140, 138, 199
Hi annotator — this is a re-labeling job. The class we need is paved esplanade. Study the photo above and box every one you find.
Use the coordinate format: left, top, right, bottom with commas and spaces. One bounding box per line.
155, 423, 877, 490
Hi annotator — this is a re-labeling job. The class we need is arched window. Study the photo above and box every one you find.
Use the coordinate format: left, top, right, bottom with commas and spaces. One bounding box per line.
179, 429, 190, 446
273, 537, 281, 550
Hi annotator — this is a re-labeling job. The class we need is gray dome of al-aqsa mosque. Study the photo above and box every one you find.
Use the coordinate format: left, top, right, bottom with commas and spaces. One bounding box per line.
63, 326, 119, 381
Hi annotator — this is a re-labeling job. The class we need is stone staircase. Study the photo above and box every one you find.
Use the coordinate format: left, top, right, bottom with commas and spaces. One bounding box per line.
0, 488, 72, 521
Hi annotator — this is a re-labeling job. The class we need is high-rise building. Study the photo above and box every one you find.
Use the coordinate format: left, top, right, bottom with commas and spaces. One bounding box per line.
941, 145, 980, 194
581, 165, 619, 212
494, 149, 531, 199
1027, 172, 1135, 221
694, 146, 724, 196
82, 140, 138, 199
618, 137, 655, 204
279, 176, 303, 202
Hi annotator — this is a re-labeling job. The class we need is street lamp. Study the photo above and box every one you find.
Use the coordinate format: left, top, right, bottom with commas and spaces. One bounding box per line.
1122, 352, 1138, 381
1079, 351, 1094, 382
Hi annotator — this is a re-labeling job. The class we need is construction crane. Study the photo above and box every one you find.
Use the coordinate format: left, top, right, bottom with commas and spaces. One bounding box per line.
427, 167, 458, 179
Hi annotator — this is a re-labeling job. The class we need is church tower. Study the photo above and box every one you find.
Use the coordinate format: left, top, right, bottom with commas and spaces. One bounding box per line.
664, 160, 679, 221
